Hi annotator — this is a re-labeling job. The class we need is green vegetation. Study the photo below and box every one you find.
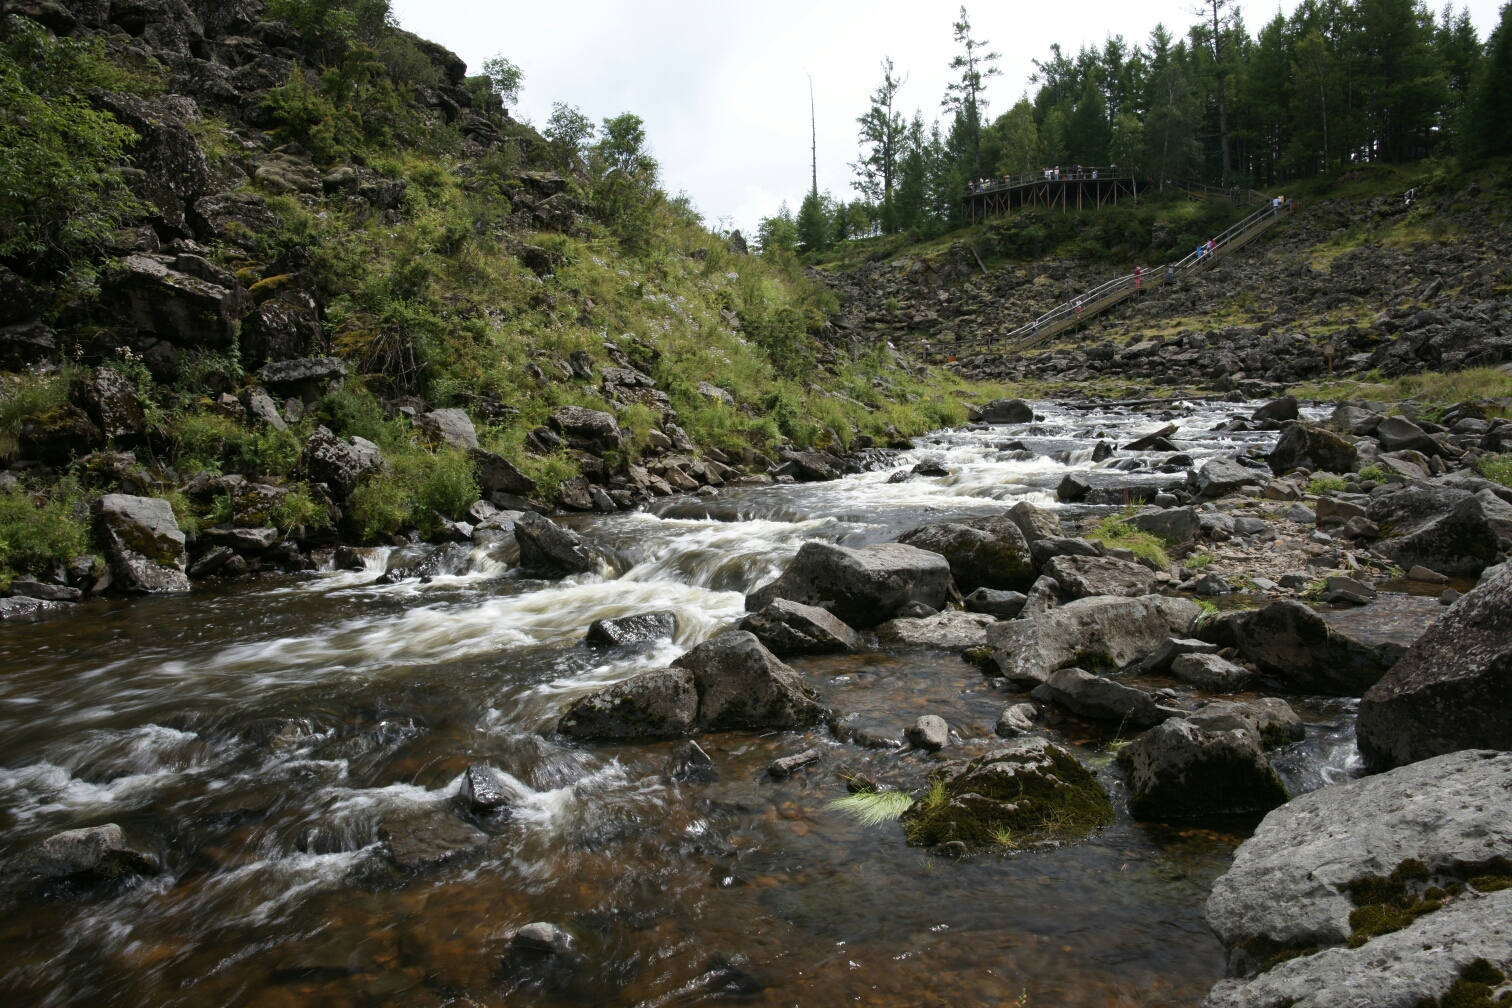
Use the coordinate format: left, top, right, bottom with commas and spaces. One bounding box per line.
1087, 506, 1171, 567
0, 480, 91, 588
1417, 958, 1512, 1008
1358, 464, 1391, 483
1183, 552, 1213, 569
826, 789, 914, 826
0, 373, 68, 462
1344, 859, 1443, 948
1290, 367, 1512, 407
1477, 454, 1512, 490
1307, 475, 1349, 494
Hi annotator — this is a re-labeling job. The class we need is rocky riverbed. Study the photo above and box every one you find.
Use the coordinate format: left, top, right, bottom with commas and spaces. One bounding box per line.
2, 395, 1509, 1008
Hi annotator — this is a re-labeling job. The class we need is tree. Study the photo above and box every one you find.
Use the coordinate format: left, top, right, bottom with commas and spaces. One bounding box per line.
942, 6, 1001, 177
1194, 0, 1235, 182
589, 113, 660, 252
796, 189, 829, 252
1144, 63, 1199, 187
479, 55, 522, 106
1465, 1, 1512, 162
1292, 31, 1337, 175
992, 98, 1039, 175
853, 58, 908, 232
1068, 75, 1112, 162
757, 201, 799, 257
543, 102, 595, 168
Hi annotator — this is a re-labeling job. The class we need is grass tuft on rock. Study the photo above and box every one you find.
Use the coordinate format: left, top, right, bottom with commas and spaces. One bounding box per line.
1087, 506, 1170, 568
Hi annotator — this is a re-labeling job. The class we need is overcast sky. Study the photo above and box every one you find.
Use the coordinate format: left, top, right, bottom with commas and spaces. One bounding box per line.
391, 0, 1503, 236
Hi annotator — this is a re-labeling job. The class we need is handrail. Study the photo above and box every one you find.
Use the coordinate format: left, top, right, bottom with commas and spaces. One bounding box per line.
965, 166, 1138, 197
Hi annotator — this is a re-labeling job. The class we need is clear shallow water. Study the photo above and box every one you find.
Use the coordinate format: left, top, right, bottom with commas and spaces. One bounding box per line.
0, 398, 1368, 1007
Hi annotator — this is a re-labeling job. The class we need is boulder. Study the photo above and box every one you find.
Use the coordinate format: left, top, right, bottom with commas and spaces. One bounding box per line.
510, 922, 574, 956
1129, 506, 1202, 543
471, 449, 538, 497
240, 290, 322, 365
1043, 554, 1158, 599
671, 631, 823, 731
69, 367, 144, 441
1001, 501, 1062, 542
995, 702, 1039, 737
777, 449, 842, 481
1375, 415, 1439, 454
1170, 653, 1257, 692
1029, 535, 1102, 567
1136, 637, 1221, 674
261, 357, 347, 403
1198, 458, 1259, 497
584, 611, 677, 646
1327, 403, 1383, 436
963, 588, 1027, 617
548, 406, 623, 454
3, 823, 154, 878
986, 595, 1202, 686
906, 715, 950, 751
379, 813, 489, 870
458, 764, 520, 812
559, 667, 698, 739
739, 599, 858, 654
0, 319, 57, 370
1251, 396, 1299, 422
412, 408, 477, 450
896, 520, 1035, 593
1265, 422, 1358, 476
744, 541, 952, 628
300, 426, 382, 498
1019, 574, 1060, 619
1367, 486, 1505, 577
1120, 718, 1289, 819
1042, 667, 1175, 727
1222, 600, 1397, 695
975, 398, 1034, 423
876, 610, 997, 649
1186, 698, 1305, 749
1356, 561, 1512, 770
513, 512, 603, 576
94, 494, 189, 592
101, 254, 243, 348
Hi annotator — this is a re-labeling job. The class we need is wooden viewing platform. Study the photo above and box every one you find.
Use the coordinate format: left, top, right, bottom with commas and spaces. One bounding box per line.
964, 167, 1145, 224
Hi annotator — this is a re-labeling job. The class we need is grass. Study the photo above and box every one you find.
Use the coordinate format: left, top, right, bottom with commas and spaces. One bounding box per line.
0, 372, 69, 462
1193, 599, 1220, 628
1478, 454, 1512, 489
826, 790, 914, 826
1308, 476, 1349, 494
1358, 463, 1390, 482
0, 479, 91, 587
1183, 552, 1214, 569
1087, 506, 1171, 568
1290, 367, 1512, 409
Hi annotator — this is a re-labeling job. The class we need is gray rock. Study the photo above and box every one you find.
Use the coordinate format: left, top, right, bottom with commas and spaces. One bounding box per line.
1137, 637, 1222, 673
458, 764, 519, 811
739, 598, 858, 654
906, 715, 950, 750
1029, 535, 1103, 567
1003, 500, 1062, 542
511, 922, 574, 955
1121, 718, 1289, 819
1223, 600, 1396, 695
1375, 415, 1438, 454
876, 610, 996, 649
513, 512, 603, 576
1170, 653, 1257, 692
413, 407, 478, 450
1199, 458, 1259, 497
1130, 506, 1202, 543
987, 595, 1202, 686
1286, 503, 1317, 523
301, 425, 382, 498
1019, 574, 1061, 619
1252, 396, 1299, 422
94, 494, 189, 592
559, 667, 698, 739
894, 600, 938, 618
1232, 517, 1272, 537
1315, 496, 1367, 524
671, 631, 823, 731
246, 391, 286, 431
1357, 561, 1512, 770
1190, 572, 1233, 595
1326, 403, 1383, 436
995, 702, 1039, 737
768, 749, 821, 777
548, 405, 623, 454
1265, 422, 1358, 476
1187, 698, 1304, 748
202, 524, 279, 552
584, 611, 677, 646
744, 541, 952, 628
1044, 554, 1158, 599
1406, 564, 1448, 583
667, 740, 717, 782
1442, 587, 1462, 604
4, 823, 154, 878
963, 587, 1027, 617
261, 357, 347, 401
896, 520, 1034, 593
1367, 486, 1506, 577
5, 578, 81, 602
1043, 667, 1174, 726
470, 449, 537, 497
975, 398, 1034, 423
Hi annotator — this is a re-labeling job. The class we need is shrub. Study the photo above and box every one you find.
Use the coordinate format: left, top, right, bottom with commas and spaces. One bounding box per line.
272, 484, 331, 531
347, 469, 410, 540
0, 480, 91, 586
0, 372, 69, 462
414, 448, 479, 520
1088, 507, 1171, 567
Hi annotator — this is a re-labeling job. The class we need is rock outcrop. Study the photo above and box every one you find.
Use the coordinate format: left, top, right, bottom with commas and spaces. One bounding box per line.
94, 494, 190, 592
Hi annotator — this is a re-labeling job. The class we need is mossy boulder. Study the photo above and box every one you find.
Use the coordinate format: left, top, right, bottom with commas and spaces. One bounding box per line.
93, 493, 189, 592
902, 739, 1114, 850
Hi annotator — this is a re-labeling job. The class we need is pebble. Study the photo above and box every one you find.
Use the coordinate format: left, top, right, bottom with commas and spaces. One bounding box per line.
906, 715, 950, 751
768, 749, 820, 777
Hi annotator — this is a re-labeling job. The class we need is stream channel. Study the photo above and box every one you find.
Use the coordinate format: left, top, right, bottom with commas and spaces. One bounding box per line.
0, 398, 1371, 1008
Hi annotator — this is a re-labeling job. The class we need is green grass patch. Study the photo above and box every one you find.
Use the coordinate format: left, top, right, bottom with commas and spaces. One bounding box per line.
1087, 506, 1170, 568
0, 372, 69, 462
1308, 476, 1349, 494
1183, 552, 1214, 569
1477, 454, 1512, 489
0, 479, 91, 587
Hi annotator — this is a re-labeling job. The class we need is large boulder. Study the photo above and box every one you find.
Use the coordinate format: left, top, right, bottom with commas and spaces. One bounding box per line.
261, 357, 347, 404
1120, 718, 1289, 819
986, 595, 1201, 686
1327, 403, 1384, 436
1204, 750, 1512, 1000
471, 449, 538, 497
412, 408, 477, 450
69, 367, 144, 441
670, 631, 823, 731
1375, 415, 1440, 454
240, 289, 323, 365
1356, 561, 1512, 770
1222, 600, 1396, 695
1170, 653, 1257, 692
876, 610, 997, 649
1187, 698, 1305, 749
1042, 668, 1175, 727
1366, 486, 1505, 577
300, 426, 383, 498
1265, 421, 1358, 476
895, 520, 1034, 593
1198, 458, 1260, 497
3, 823, 154, 878
1043, 554, 1158, 599
558, 667, 698, 739
100, 254, 245, 349
974, 398, 1034, 424
1251, 396, 1299, 422
94, 494, 189, 592
739, 599, 859, 654
744, 541, 952, 628
513, 513, 603, 576
548, 406, 623, 454
1129, 506, 1201, 543
1000, 500, 1062, 542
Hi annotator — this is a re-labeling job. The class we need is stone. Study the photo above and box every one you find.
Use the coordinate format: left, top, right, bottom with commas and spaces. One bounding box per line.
1130, 506, 1202, 543
458, 764, 518, 812
896, 520, 1034, 593
3, 823, 154, 878
1187, 698, 1305, 748
1265, 422, 1358, 476
744, 541, 952, 628
1042, 668, 1175, 726
769, 749, 820, 777
1327, 403, 1384, 436
995, 702, 1039, 737
559, 667, 699, 739
671, 631, 823, 731
1286, 503, 1317, 523
1137, 637, 1222, 673
1263, 479, 1302, 501
1019, 574, 1060, 618
513, 512, 603, 576
584, 611, 677, 646
511, 923, 574, 956
1189, 572, 1233, 595
0, 596, 76, 622
1375, 415, 1439, 454
1367, 486, 1505, 577
261, 357, 347, 402
5, 578, 81, 602
69, 367, 145, 441
975, 398, 1034, 423
1356, 561, 1512, 770
1043, 554, 1158, 599
906, 715, 950, 751
1315, 496, 1367, 524
1252, 396, 1300, 422
301, 426, 382, 498
1199, 458, 1259, 497
100, 254, 243, 349
1120, 718, 1289, 819
470, 449, 537, 497
1003, 500, 1062, 542
986, 595, 1202, 686
412, 408, 477, 450
963, 587, 1027, 617
1169, 653, 1257, 692
877, 610, 997, 649
894, 601, 939, 618
202, 524, 279, 552
245, 391, 286, 430
695, 381, 734, 405
1222, 600, 1396, 695
548, 406, 623, 454
240, 290, 322, 366
739, 598, 858, 654
1029, 535, 1103, 567
667, 740, 717, 782
0, 319, 57, 370
1407, 564, 1448, 583
94, 494, 189, 592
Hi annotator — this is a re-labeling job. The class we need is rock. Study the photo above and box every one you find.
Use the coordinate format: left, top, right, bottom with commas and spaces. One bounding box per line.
897, 521, 1035, 593
511, 922, 574, 956
1265, 422, 1358, 476
1130, 506, 1202, 543
1044, 554, 1158, 599
769, 749, 820, 777
744, 541, 952, 628
1120, 718, 1289, 819
556, 475, 595, 510
995, 702, 1039, 737
3, 824, 154, 878
412, 408, 477, 450
69, 367, 145, 441
1441, 588, 1462, 604
1367, 486, 1505, 577
94, 494, 189, 592
559, 667, 698, 739
1170, 653, 1257, 692
458, 765, 518, 812
261, 357, 347, 402
986, 595, 1202, 686
695, 381, 734, 405
1375, 415, 1439, 454
513, 512, 603, 576
1187, 698, 1305, 748
5, 578, 82, 602
777, 449, 841, 481
0, 596, 75, 622
470, 449, 537, 496
1327, 403, 1384, 436
1124, 423, 1180, 451
584, 611, 677, 646
1314, 496, 1367, 524
895, 600, 938, 618
1407, 565, 1448, 583
1204, 750, 1512, 976
1287, 503, 1316, 523
202, 524, 279, 552
963, 587, 1027, 617
1199, 458, 1259, 497
1042, 668, 1175, 726
100, 254, 244, 349
548, 406, 623, 454
1029, 535, 1102, 567
670, 631, 823, 731
667, 740, 717, 782
1356, 562, 1512, 770
1251, 396, 1299, 422
300, 425, 382, 498
906, 715, 950, 751
911, 457, 949, 477
1189, 572, 1233, 595
975, 398, 1034, 423
245, 391, 286, 430
900, 739, 1114, 849
1222, 600, 1395, 695
1019, 574, 1060, 618
240, 290, 322, 366
877, 610, 997, 649
0, 319, 57, 370
1003, 501, 1062, 542
1137, 637, 1221, 673
739, 599, 858, 654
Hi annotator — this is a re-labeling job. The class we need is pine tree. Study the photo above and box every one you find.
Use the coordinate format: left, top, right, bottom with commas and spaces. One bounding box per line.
1068, 76, 1112, 163
941, 6, 1001, 178
796, 189, 829, 252
1465, 1, 1512, 162
854, 58, 908, 233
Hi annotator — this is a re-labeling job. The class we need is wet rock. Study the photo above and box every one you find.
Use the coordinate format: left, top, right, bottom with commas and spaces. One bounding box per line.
963, 588, 1027, 617
1357, 561, 1512, 770
1019, 574, 1061, 619
1215, 600, 1395, 694
1042, 668, 1175, 727
973, 398, 1034, 423
548, 406, 623, 454
471, 449, 538, 497
94, 494, 189, 592
906, 715, 950, 751
559, 668, 698, 739
986, 595, 1201, 687
1129, 506, 1201, 543
585, 611, 677, 646
671, 631, 823, 731
412, 407, 478, 450
876, 610, 997, 649
0, 596, 76, 622
510, 922, 574, 955
1120, 718, 1288, 819
739, 599, 858, 654
1251, 396, 1299, 422
1407, 564, 1448, 583
776, 449, 842, 481
896, 521, 1035, 593
3, 823, 154, 878
1265, 422, 1358, 476
458, 764, 517, 812
513, 512, 603, 576
1367, 486, 1505, 577
1136, 637, 1221, 673
1169, 653, 1257, 692
1187, 698, 1304, 748
666, 740, 716, 782
911, 458, 949, 477
995, 702, 1039, 736
768, 749, 820, 776
744, 541, 952, 629
5, 577, 82, 602
1198, 459, 1259, 497
1043, 554, 1158, 599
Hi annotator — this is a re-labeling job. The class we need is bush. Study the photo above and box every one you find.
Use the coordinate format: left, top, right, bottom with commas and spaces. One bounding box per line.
0, 480, 91, 586
0, 372, 69, 461
413, 448, 479, 520
347, 469, 410, 540
1088, 507, 1171, 568
272, 483, 331, 531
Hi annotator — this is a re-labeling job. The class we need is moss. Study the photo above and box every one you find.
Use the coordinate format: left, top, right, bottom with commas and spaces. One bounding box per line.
1414, 958, 1512, 1008
1467, 856, 1512, 893
1344, 859, 1444, 947
1087, 506, 1171, 567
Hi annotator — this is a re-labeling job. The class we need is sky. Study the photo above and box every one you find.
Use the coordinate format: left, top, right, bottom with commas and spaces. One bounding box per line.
390, 0, 1504, 236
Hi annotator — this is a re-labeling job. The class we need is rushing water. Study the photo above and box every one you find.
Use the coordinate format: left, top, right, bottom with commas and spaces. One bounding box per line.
0, 398, 1368, 1008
